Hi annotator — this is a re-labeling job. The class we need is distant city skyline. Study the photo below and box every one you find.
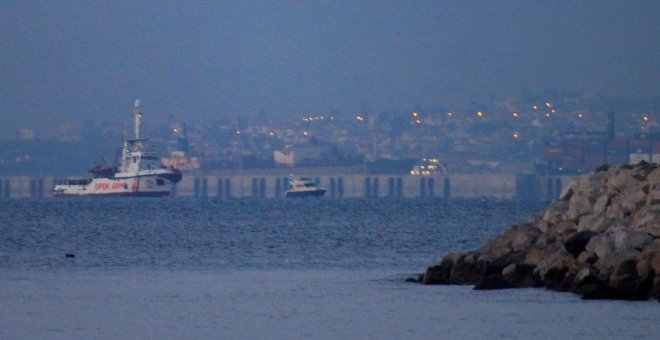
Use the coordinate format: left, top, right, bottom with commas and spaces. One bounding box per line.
1, 0, 659, 138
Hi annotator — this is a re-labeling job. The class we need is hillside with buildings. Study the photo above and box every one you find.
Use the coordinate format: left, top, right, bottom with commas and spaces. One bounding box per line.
1, 92, 658, 177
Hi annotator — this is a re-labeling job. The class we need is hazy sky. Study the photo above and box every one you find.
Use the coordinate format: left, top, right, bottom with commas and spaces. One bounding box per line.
1, 0, 659, 136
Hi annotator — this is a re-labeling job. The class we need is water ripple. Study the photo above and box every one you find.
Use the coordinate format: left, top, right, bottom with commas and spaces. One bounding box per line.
0, 198, 545, 271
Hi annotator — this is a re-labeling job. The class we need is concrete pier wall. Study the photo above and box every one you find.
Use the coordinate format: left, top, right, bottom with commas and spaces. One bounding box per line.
0, 177, 55, 199
1, 174, 575, 200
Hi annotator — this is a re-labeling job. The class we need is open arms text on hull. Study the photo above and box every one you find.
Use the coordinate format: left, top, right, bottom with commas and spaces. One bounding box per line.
53, 100, 182, 197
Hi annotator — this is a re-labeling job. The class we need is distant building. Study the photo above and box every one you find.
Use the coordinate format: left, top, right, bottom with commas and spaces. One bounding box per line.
161, 151, 200, 171
274, 145, 323, 166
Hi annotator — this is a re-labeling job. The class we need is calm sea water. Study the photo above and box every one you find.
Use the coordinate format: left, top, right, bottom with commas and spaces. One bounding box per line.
1, 198, 658, 339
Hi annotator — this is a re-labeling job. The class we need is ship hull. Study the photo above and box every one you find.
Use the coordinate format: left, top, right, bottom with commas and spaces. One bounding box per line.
53, 190, 170, 197
53, 173, 177, 197
285, 189, 326, 198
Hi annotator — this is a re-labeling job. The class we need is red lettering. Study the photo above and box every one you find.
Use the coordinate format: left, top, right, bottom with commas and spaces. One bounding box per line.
94, 182, 110, 190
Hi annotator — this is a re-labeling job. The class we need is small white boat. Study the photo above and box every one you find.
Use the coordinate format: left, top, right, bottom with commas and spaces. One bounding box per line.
53, 100, 182, 197
285, 177, 326, 198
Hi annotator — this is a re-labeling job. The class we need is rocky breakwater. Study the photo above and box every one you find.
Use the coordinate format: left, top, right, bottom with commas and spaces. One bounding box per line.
419, 162, 660, 300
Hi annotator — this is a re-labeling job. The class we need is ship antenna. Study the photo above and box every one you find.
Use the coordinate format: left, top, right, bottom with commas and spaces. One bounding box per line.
133, 99, 142, 140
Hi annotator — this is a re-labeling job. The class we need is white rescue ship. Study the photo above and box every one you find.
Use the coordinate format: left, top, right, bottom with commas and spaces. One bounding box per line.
53, 100, 182, 197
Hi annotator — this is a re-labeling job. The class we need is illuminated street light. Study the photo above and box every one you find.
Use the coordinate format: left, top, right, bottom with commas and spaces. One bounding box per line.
642, 115, 649, 122
447, 112, 453, 117
532, 105, 539, 110
412, 112, 419, 117
355, 116, 364, 121
476, 111, 483, 117
513, 132, 519, 139
578, 113, 584, 118
512, 112, 519, 118
545, 102, 553, 109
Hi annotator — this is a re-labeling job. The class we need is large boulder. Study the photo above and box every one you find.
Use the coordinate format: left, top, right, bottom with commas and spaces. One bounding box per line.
420, 162, 660, 300
564, 230, 597, 257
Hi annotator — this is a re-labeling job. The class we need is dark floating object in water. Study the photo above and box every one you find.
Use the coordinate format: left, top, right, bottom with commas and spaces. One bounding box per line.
65, 253, 75, 258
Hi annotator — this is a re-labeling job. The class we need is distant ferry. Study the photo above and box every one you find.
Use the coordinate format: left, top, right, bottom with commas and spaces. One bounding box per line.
285, 177, 326, 198
410, 158, 448, 176
53, 100, 182, 197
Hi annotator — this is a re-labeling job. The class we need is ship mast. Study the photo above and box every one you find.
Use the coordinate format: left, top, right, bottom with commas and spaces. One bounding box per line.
134, 99, 142, 140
